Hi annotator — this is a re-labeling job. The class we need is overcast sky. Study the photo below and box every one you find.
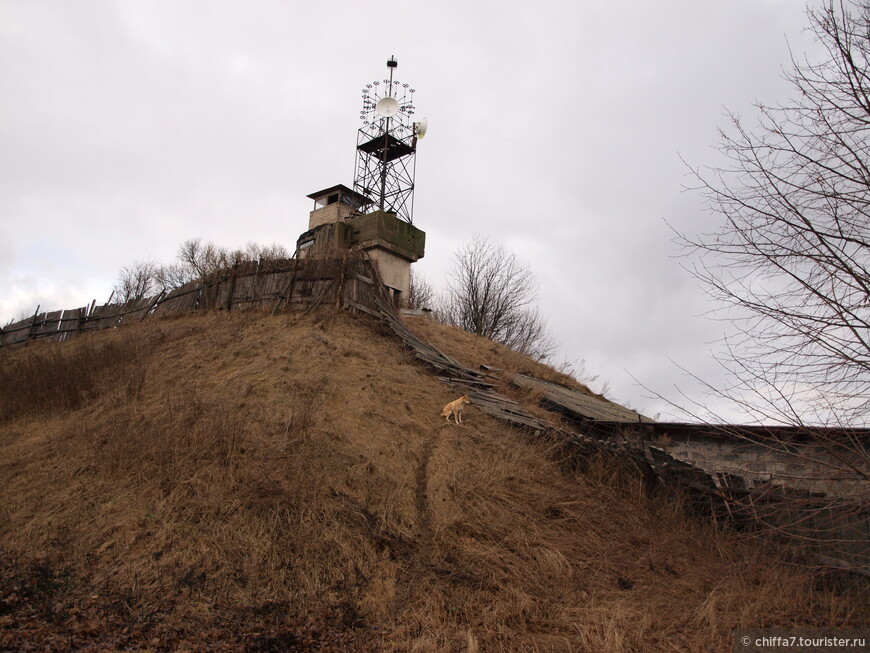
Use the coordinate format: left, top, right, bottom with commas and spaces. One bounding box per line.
1, 1, 829, 422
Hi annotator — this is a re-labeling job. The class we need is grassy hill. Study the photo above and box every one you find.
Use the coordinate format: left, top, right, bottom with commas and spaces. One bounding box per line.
0, 310, 865, 651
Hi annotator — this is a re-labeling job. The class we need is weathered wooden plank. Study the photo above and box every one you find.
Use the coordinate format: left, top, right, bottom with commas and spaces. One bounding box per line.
465, 390, 520, 405
436, 376, 497, 389
234, 275, 256, 301
343, 300, 380, 317
139, 293, 163, 321
151, 279, 202, 314
90, 304, 125, 329
1, 317, 36, 335
474, 406, 548, 431
0, 314, 38, 346
391, 329, 476, 377
302, 278, 338, 316
8, 327, 32, 345
116, 297, 150, 325
53, 307, 83, 341
80, 303, 112, 330
351, 272, 374, 285
414, 350, 452, 365
271, 266, 298, 316
468, 401, 527, 417
415, 359, 450, 373
508, 372, 649, 423
28, 312, 52, 336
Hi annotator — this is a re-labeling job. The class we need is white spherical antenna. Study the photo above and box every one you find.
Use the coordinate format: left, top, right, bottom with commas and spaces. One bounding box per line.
414, 117, 429, 139
375, 96, 399, 117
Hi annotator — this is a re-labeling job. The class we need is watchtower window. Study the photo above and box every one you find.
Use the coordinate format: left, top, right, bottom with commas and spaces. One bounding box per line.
307, 184, 374, 212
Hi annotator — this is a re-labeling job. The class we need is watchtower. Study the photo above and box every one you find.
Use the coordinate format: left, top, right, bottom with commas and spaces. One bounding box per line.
296, 56, 427, 304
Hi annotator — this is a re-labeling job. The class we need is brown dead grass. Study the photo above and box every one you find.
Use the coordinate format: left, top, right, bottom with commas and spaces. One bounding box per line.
0, 337, 146, 423
0, 310, 866, 651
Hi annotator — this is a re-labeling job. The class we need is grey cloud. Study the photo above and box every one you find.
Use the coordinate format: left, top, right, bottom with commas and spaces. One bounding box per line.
0, 0, 828, 420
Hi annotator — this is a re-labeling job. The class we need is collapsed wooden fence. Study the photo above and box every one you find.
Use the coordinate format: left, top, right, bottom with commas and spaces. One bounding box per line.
0, 253, 387, 348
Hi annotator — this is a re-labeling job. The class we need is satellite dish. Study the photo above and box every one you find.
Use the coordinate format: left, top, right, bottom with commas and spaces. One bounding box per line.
414, 117, 429, 139
375, 97, 399, 117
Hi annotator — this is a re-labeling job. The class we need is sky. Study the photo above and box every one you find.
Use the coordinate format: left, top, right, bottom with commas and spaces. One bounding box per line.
0, 0, 829, 423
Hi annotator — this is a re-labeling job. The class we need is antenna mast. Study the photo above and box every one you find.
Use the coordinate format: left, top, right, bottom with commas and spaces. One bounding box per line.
353, 56, 426, 224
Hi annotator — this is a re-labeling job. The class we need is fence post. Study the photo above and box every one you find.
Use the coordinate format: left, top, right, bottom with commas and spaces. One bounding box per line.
336, 251, 349, 308
26, 305, 41, 344
225, 263, 238, 311
140, 291, 164, 321
272, 257, 300, 316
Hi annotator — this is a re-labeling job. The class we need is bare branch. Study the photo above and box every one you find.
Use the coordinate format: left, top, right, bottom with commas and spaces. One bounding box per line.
679, 0, 870, 427
113, 260, 158, 303
439, 236, 556, 362
405, 268, 435, 310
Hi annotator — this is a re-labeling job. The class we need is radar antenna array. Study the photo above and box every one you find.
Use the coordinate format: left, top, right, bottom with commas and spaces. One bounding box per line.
353, 56, 427, 224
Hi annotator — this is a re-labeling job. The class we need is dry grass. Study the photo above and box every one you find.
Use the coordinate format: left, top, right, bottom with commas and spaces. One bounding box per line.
0, 338, 147, 423
0, 310, 866, 651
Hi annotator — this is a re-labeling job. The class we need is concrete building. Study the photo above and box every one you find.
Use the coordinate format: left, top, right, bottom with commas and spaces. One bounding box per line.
296, 184, 425, 304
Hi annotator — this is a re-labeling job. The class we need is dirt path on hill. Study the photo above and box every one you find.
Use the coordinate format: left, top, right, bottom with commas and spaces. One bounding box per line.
414, 426, 444, 559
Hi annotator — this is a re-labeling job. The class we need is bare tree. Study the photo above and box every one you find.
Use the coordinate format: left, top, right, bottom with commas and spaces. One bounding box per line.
439, 236, 556, 361
3, 307, 40, 327
680, 0, 870, 428
175, 238, 230, 279
672, 1, 870, 575
405, 268, 435, 310
113, 260, 159, 303
154, 262, 193, 290
239, 241, 291, 261
115, 239, 292, 294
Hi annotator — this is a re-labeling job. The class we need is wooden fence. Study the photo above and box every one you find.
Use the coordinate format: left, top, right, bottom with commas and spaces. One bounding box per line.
1, 253, 388, 348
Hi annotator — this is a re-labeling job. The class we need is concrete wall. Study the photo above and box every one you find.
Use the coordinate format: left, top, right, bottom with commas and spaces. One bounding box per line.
367, 248, 412, 298
295, 209, 425, 303
349, 211, 425, 262
296, 222, 353, 259
654, 434, 868, 498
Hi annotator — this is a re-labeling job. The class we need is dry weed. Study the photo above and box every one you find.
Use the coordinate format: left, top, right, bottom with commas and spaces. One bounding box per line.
0, 310, 865, 652
0, 339, 141, 422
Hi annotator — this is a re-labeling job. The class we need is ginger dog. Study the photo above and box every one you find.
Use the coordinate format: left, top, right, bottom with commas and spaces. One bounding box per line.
441, 394, 470, 424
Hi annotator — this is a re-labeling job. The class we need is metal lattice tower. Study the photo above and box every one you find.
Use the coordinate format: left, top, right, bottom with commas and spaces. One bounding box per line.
353, 56, 424, 224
